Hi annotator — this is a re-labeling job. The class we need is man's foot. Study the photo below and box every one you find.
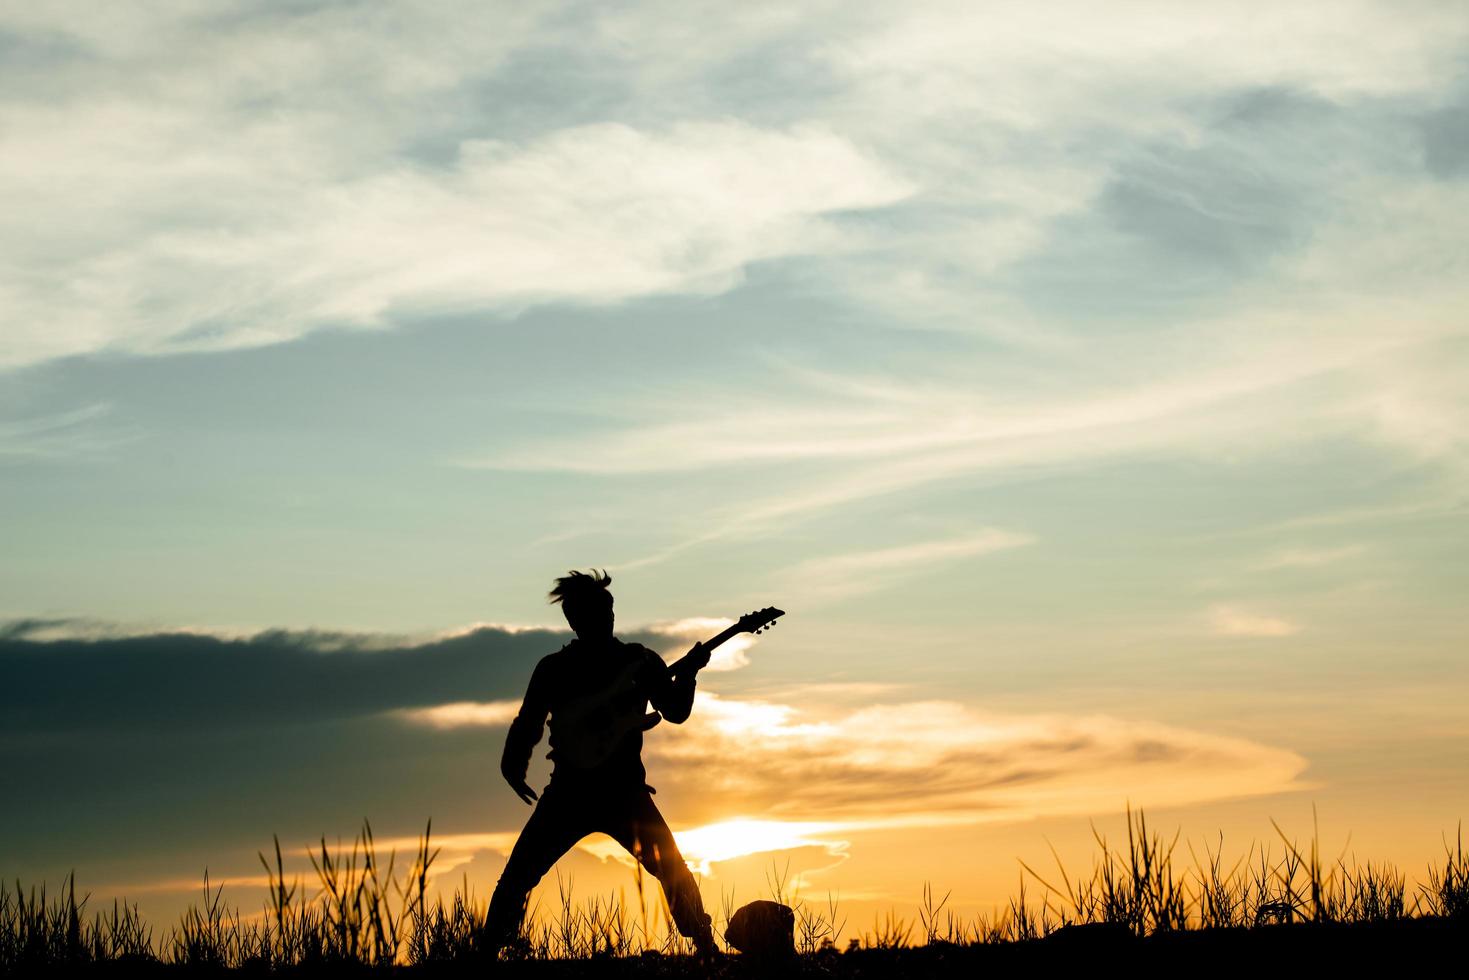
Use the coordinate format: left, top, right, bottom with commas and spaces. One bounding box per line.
473, 924, 531, 964
693, 931, 722, 961
502, 934, 535, 961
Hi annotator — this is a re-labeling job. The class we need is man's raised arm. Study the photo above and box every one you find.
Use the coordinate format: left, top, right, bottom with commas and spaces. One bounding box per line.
500, 661, 550, 805
647, 642, 706, 725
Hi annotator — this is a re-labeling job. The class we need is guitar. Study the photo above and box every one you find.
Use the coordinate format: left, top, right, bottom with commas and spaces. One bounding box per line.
551, 607, 784, 769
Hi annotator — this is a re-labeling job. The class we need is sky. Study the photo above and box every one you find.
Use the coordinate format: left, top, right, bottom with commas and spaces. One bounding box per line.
3, 0, 1468, 936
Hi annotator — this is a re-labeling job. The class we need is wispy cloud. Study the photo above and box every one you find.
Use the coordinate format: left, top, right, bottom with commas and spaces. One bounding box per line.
780, 529, 1034, 603
395, 700, 520, 729
1, 116, 909, 369
600, 325, 1460, 569
1195, 495, 1467, 542
390, 685, 1309, 865
646, 692, 1310, 826
1207, 605, 1302, 638
0, 403, 135, 459
1252, 545, 1365, 571
467, 333, 1400, 475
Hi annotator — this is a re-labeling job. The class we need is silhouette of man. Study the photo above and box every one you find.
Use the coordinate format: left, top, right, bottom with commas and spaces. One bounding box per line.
483, 569, 716, 957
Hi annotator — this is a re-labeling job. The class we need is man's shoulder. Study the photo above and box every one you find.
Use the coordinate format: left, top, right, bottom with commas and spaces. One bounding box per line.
533, 644, 574, 674
616, 638, 664, 663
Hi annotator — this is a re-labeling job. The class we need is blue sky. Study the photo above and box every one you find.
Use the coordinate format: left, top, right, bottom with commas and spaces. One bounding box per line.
2, 0, 1468, 926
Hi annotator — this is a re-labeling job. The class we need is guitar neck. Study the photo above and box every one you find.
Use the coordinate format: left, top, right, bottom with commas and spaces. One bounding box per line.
666, 622, 742, 675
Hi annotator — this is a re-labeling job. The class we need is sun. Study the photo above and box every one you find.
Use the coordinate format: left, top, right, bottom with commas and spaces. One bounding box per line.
672, 819, 847, 875
574, 817, 848, 875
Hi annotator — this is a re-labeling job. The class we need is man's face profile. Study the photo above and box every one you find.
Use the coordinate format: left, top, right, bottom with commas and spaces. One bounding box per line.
565, 594, 614, 640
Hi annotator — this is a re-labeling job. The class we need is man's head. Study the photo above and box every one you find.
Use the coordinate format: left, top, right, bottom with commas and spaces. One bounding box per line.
549, 568, 614, 640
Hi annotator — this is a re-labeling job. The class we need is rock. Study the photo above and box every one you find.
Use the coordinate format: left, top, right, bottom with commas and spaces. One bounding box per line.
724, 900, 795, 957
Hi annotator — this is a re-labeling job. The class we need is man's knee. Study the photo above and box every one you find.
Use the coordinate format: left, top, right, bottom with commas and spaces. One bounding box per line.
629, 834, 684, 877
658, 857, 697, 890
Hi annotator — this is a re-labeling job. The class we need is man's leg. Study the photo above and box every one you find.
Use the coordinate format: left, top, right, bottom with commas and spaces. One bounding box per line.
603, 789, 715, 953
483, 786, 591, 955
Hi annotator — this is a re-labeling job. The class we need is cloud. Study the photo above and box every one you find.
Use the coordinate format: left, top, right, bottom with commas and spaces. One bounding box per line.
2, 616, 1307, 815
384, 686, 1310, 877
2, 613, 1310, 913
591, 323, 1461, 570
395, 700, 521, 729
0, 617, 756, 734
436, 45, 1469, 565
477, 308, 1452, 481
780, 529, 1034, 602
0, 620, 546, 734
6, 5, 1468, 579
1208, 605, 1302, 638
2, 78, 909, 368
642, 617, 761, 672
0, 403, 137, 459
1252, 545, 1365, 571
820, 3, 1468, 109
0, 614, 776, 883
643, 693, 1310, 827
5, 2, 1465, 375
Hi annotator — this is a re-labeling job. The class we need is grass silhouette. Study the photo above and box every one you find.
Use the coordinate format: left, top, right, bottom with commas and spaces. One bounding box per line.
3, 808, 1466, 972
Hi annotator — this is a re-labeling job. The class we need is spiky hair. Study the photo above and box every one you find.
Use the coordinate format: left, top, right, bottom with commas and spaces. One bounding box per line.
548, 568, 613, 606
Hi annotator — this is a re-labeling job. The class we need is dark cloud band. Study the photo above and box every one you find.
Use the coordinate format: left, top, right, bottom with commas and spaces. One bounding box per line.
0, 619, 684, 734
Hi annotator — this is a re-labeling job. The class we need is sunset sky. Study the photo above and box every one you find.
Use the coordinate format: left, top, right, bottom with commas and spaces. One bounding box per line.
3, 1, 1468, 933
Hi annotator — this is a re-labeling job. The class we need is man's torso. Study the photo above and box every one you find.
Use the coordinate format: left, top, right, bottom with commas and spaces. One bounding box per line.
540, 637, 662, 786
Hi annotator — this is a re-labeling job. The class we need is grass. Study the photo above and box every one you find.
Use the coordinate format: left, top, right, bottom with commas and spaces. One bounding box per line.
3, 808, 1467, 973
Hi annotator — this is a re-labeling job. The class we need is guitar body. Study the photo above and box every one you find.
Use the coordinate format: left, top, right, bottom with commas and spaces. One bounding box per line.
550, 658, 651, 770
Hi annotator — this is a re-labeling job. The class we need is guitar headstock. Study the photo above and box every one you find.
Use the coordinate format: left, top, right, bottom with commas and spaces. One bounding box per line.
737, 606, 785, 635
